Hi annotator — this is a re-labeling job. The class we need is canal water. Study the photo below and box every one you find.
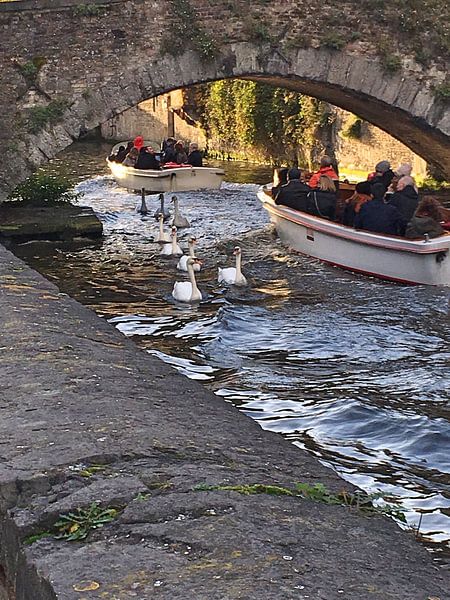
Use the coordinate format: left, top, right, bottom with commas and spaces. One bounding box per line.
13, 141, 450, 562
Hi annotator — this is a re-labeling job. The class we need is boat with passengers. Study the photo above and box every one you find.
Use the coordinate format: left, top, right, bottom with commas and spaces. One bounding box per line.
257, 184, 450, 286
107, 141, 225, 193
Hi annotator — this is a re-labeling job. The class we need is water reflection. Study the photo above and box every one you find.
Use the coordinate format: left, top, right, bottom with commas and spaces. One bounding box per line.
13, 146, 450, 562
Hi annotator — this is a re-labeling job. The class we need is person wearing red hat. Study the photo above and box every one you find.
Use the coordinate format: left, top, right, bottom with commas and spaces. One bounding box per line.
133, 136, 144, 150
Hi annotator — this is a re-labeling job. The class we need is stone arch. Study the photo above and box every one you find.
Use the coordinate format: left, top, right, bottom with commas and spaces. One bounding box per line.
0, 2, 449, 195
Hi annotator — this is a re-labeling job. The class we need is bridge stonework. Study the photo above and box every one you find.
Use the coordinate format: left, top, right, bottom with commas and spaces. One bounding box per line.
0, 0, 449, 196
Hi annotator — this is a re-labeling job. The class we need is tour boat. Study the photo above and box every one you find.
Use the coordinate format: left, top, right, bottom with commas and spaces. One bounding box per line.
257, 187, 450, 286
107, 143, 224, 193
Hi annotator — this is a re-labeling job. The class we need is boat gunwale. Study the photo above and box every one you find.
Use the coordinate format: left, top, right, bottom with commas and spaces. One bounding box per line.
107, 158, 225, 178
258, 190, 450, 256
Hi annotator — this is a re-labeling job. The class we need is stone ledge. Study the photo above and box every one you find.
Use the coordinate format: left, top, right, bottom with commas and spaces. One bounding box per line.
0, 243, 448, 599
0, 0, 123, 13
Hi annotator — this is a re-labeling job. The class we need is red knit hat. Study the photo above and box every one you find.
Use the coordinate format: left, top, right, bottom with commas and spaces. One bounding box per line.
133, 136, 144, 150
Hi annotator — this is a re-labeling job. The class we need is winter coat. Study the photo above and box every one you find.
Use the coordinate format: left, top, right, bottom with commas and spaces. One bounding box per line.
388, 186, 419, 222
342, 193, 372, 226
354, 199, 407, 236
369, 169, 395, 191
308, 166, 339, 188
306, 189, 337, 220
405, 216, 444, 239
135, 151, 160, 170
274, 180, 311, 212
187, 150, 203, 167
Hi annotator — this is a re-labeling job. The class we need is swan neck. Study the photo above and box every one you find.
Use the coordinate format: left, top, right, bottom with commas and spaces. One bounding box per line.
159, 218, 164, 235
172, 232, 177, 252
174, 198, 179, 217
235, 252, 242, 277
187, 263, 200, 294
188, 241, 195, 258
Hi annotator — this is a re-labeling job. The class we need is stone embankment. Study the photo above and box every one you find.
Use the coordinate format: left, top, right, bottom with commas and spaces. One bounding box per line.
0, 242, 448, 599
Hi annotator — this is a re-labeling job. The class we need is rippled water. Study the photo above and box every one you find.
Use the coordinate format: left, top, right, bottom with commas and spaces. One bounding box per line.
13, 142, 450, 561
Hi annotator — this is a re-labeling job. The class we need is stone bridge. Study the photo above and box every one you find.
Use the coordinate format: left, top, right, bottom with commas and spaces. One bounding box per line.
0, 0, 449, 197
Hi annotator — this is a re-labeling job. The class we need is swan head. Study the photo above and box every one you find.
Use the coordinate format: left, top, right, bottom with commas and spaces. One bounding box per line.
233, 246, 242, 256
159, 193, 164, 201
171, 195, 178, 204
171, 226, 177, 236
159, 213, 164, 223
188, 236, 197, 245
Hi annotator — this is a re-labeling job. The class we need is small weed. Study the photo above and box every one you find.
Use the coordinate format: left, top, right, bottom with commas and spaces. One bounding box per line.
26, 99, 69, 134
321, 33, 347, 50
342, 117, 364, 140
54, 502, 119, 541
8, 173, 82, 206
242, 16, 272, 44
78, 465, 106, 478
284, 33, 310, 51
24, 531, 52, 546
434, 79, 450, 103
73, 4, 104, 17
135, 492, 151, 501
147, 481, 173, 491
194, 483, 294, 496
377, 38, 402, 73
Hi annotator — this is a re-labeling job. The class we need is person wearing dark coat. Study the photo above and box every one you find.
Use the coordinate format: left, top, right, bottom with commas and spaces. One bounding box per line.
305, 175, 337, 220
354, 183, 407, 236
270, 167, 289, 199
387, 176, 419, 222
274, 168, 310, 212
186, 143, 203, 167
405, 196, 445, 239
161, 138, 177, 164
134, 147, 160, 170
369, 160, 395, 191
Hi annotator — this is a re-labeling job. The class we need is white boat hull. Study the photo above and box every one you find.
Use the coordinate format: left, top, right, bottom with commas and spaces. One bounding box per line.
257, 188, 450, 286
107, 159, 224, 193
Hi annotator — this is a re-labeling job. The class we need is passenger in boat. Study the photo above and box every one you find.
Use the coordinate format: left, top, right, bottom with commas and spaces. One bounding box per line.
174, 141, 188, 165
387, 175, 419, 222
122, 147, 139, 167
133, 136, 144, 151
135, 146, 160, 170
116, 143, 133, 163
274, 167, 310, 211
186, 142, 203, 167
161, 137, 177, 164
271, 168, 289, 199
395, 163, 418, 193
405, 196, 445, 239
341, 181, 373, 226
306, 175, 337, 220
369, 161, 395, 190
108, 145, 124, 163
307, 156, 339, 189
354, 182, 407, 236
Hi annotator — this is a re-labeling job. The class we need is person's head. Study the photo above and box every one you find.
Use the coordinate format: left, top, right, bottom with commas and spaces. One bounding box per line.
175, 141, 185, 151
139, 146, 147, 154
397, 175, 414, 191
287, 167, 301, 181
396, 163, 412, 178
128, 147, 139, 158
273, 167, 289, 187
189, 142, 198, 152
415, 196, 444, 222
355, 181, 372, 195
146, 146, 155, 154
375, 160, 391, 174
126, 141, 134, 150
318, 175, 336, 192
117, 145, 125, 153
320, 155, 332, 168
166, 137, 176, 146
371, 182, 386, 201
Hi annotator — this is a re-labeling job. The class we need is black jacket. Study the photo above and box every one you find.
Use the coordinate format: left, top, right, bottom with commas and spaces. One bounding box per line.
135, 152, 160, 170
405, 216, 444, 239
306, 189, 337, 220
274, 180, 311, 212
354, 199, 407, 236
388, 186, 419, 222
370, 169, 395, 190
187, 150, 203, 167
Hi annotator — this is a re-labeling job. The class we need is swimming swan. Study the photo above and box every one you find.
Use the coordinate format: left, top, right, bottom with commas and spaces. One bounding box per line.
154, 193, 171, 221
160, 226, 183, 256
218, 246, 247, 286
177, 237, 200, 272
171, 195, 190, 229
156, 213, 171, 243
172, 257, 203, 302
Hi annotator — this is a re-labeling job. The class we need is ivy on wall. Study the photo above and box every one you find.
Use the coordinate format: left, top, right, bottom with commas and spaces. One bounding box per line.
198, 79, 334, 168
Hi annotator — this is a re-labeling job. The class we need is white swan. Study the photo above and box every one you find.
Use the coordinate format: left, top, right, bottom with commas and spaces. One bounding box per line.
172, 258, 203, 303
177, 237, 200, 272
218, 246, 248, 286
154, 193, 171, 221
156, 213, 171, 243
171, 195, 190, 229
160, 226, 183, 256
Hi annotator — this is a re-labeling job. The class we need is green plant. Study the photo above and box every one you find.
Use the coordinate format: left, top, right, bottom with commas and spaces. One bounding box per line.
73, 3, 103, 17
284, 33, 310, 51
24, 531, 52, 545
320, 32, 347, 50
434, 79, 450, 102
242, 16, 272, 43
195, 483, 295, 496
342, 117, 364, 140
54, 502, 119, 541
8, 173, 82, 206
26, 99, 69, 134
